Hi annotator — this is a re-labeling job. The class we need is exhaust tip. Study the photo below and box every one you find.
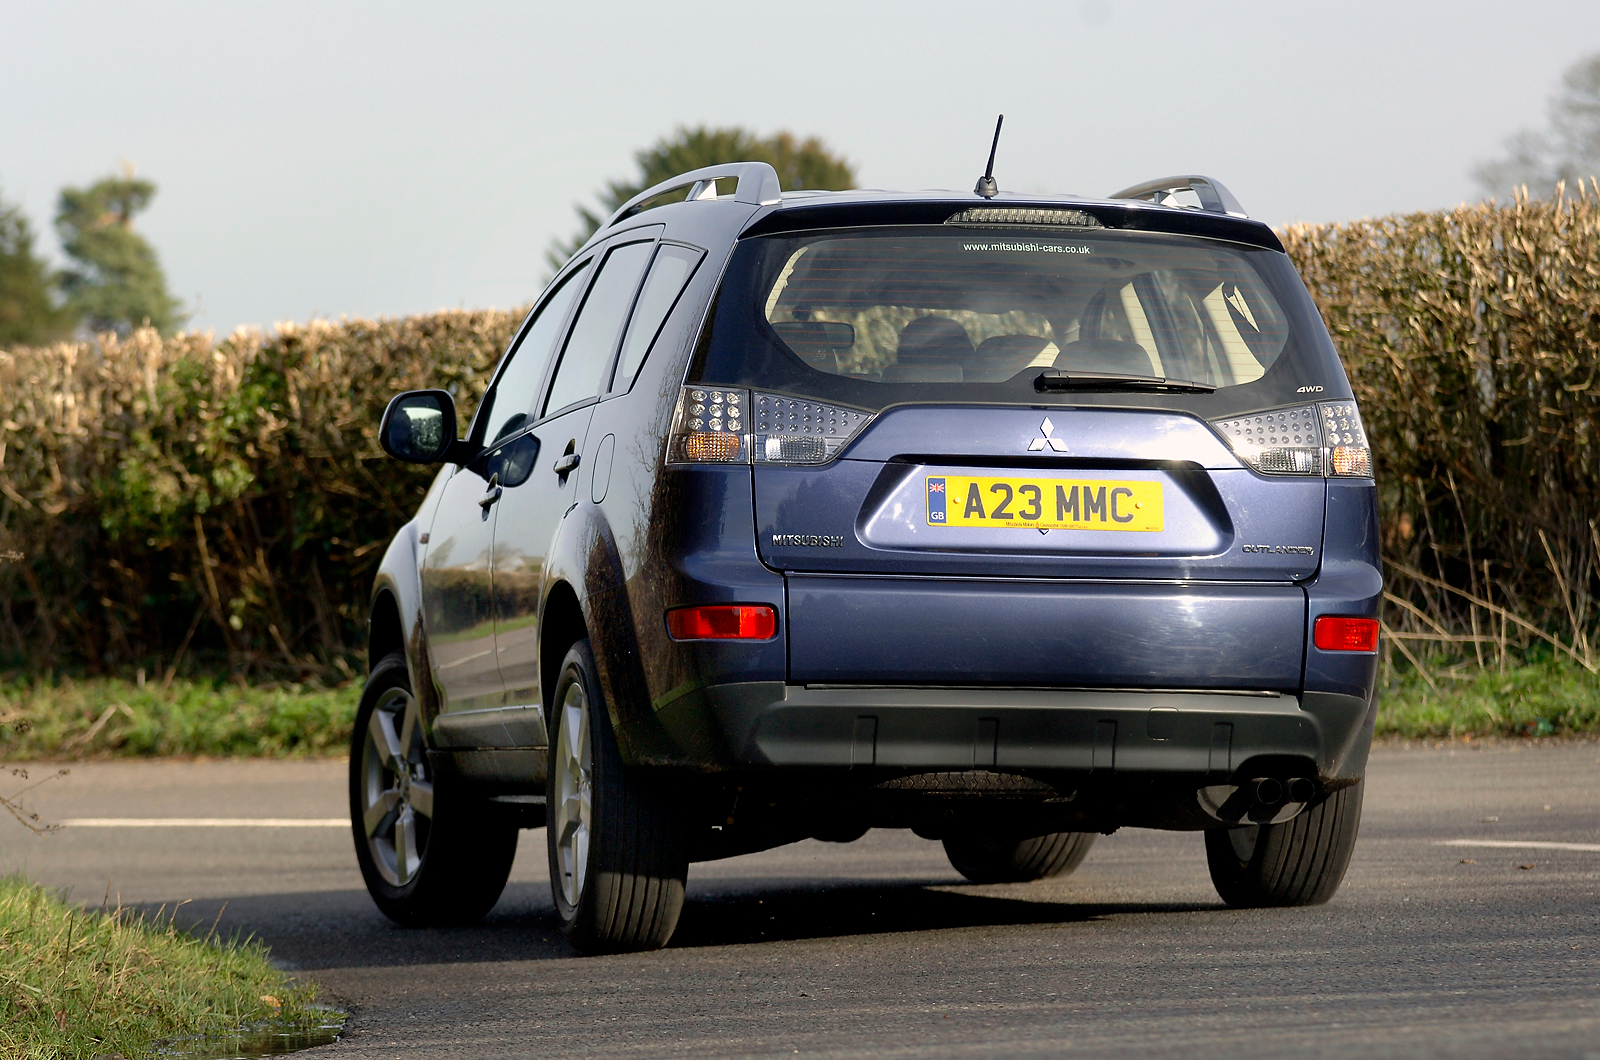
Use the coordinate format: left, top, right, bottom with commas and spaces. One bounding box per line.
1250, 777, 1284, 805
1286, 777, 1318, 804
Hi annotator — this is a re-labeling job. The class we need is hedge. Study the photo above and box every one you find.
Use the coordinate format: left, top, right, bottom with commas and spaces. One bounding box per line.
0, 311, 521, 678
1283, 183, 1600, 670
4, 187, 1600, 679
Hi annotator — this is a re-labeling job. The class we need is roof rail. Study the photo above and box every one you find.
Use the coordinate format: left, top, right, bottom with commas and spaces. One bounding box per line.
603, 161, 783, 229
1109, 175, 1248, 219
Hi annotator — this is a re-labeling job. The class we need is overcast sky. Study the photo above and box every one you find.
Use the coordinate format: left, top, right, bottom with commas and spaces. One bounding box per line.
3, 0, 1597, 335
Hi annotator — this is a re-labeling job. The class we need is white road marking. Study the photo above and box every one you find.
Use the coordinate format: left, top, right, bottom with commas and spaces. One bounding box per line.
1437, 839, 1600, 853
61, 818, 347, 828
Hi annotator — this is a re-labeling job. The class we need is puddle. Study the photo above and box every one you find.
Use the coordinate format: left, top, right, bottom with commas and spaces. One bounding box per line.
150, 1008, 347, 1059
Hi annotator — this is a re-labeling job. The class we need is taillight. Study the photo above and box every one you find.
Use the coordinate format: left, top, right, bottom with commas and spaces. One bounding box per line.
1211, 404, 1320, 474
752, 392, 871, 464
667, 386, 748, 463
666, 386, 872, 465
1318, 401, 1373, 477
666, 605, 777, 640
1211, 401, 1372, 478
682, 431, 742, 462
1314, 615, 1379, 652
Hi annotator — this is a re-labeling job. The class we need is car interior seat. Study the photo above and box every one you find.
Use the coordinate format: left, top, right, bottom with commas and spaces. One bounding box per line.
1052, 338, 1157, 376
882, 316, 970, 382
967, 334, 1057, 381
1056, 282, 1161, 376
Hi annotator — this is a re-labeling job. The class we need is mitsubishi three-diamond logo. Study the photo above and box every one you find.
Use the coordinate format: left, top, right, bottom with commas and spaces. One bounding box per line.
1027, 417, 1069, 452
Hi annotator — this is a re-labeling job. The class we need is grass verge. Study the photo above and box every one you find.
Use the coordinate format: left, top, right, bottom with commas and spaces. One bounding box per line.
1377, 653, 1600, 738
0, 675, 356, 760
0, 874, 319, 1060
1, 653, 1596, 760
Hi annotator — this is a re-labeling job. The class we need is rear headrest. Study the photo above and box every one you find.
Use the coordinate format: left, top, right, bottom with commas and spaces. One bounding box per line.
975, 334, 1055, 376
895, 316, 974, 364
1054, 338, 1155, 376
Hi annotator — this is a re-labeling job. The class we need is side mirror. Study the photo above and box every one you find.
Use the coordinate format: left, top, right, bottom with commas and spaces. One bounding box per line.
379, 390, 466, 464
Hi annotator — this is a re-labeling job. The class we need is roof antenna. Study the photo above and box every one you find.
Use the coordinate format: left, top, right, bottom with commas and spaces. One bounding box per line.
974, 114, 1004, 199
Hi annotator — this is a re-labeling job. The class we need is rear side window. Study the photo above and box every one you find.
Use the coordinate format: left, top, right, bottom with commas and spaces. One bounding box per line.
691, 227, 1342, 412
610, 243, 705, 393
542, 240, 655, 416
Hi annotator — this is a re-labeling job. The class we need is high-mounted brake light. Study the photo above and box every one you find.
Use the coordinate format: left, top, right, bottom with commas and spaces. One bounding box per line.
666, 605, 777, 640
944, 207, 1102, 228
1211, 401, 1372, 478
666, 386, 872, 465
1314, 616, 1379, 652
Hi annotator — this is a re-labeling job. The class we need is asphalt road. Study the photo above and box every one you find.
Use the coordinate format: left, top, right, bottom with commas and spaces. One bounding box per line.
4, 743, 1599, 1060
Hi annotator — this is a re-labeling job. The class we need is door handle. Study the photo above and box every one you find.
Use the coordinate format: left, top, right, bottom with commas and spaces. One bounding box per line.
553, 452, 581, 476
478, 474, 502, 517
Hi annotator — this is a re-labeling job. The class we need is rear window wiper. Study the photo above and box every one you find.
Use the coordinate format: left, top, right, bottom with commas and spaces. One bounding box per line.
1034, 369, 1217, 394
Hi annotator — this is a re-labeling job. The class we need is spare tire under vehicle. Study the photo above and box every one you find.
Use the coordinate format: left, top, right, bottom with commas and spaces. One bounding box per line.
943, 831, 1097, 884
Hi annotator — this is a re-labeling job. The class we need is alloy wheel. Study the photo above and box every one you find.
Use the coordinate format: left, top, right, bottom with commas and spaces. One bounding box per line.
551, 680, 593, 908
360, 686, 433, 886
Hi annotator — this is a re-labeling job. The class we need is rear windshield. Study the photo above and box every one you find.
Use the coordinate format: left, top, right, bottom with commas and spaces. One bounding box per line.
690, 226, 1346, 412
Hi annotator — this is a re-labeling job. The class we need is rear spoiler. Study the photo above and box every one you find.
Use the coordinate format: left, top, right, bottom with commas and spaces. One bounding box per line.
740, 196, 1282, 252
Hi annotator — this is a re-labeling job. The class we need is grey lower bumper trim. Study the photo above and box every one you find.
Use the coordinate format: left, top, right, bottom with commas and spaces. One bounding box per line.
667, 683, 1369, 781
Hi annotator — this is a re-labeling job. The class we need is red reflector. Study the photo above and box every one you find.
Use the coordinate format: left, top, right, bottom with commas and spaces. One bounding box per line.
1314, 616, 1379, 652
666, 605, 777, 640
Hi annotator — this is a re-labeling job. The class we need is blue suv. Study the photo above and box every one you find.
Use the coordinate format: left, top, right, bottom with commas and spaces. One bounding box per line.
353, 164, 1380, 952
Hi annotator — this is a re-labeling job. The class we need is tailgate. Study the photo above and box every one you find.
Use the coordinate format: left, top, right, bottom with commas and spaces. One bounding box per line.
756, 405, 1325, 582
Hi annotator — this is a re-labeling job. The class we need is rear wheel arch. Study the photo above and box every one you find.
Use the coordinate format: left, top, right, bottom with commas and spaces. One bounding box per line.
540, 582, 589, 720
368, 589, 405, 674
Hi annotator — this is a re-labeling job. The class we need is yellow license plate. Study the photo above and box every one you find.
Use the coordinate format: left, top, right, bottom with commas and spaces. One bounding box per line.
926, 476, 1163, 531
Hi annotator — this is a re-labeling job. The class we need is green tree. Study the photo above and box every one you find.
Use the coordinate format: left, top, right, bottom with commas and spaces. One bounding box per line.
1476, 52, 1600, 199
56, 171, 183, 335
0, 185, 68, 347
548, 126, 856, 270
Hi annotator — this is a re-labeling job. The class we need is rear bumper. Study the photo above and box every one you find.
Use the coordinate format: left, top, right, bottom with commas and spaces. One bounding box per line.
786, 577, 1307, 688
655, 680, 1374, 787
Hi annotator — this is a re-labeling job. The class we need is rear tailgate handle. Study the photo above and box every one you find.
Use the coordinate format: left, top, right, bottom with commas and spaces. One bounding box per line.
553, 452, 581, 476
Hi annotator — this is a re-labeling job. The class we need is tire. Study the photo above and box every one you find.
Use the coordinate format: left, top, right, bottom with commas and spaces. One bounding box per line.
943, 831, 1096, 884
1205, 779, 1364, 908
547, 639, 688, 953
350, 650, 518, 926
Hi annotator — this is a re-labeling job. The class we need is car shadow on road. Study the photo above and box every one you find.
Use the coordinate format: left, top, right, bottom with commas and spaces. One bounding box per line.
122, 882, 566, 971
670, 878, 1217, 948
126, 877, 1218, 970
